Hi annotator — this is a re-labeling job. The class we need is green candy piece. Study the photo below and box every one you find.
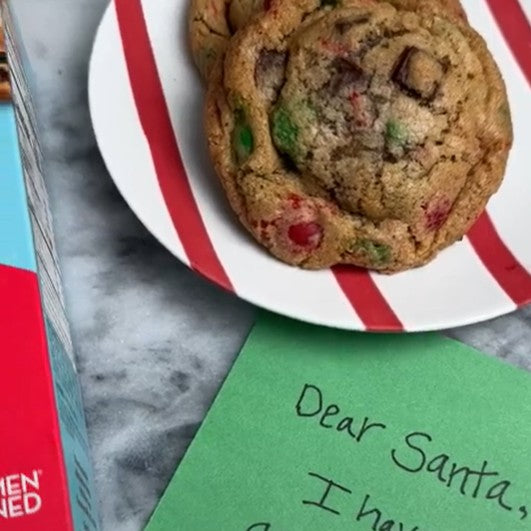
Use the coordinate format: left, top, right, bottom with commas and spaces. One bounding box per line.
385, 119, 408, 147
353, 239, 391, 264
232, 108, 254, 163
271, 105, 299, 160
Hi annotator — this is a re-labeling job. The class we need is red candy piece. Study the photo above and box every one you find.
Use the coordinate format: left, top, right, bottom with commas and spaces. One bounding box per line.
349, 90, 360, 107
288, 222, 323, 248
319, 38, 349, 56
423, 198, 452, 231
287, 193, 304, 209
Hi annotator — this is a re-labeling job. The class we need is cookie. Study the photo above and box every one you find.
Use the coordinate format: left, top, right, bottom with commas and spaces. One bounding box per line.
188, 0, 467, 80
205, 0, 512, 272
0, 22, 10, 101
188, 0, 267, 80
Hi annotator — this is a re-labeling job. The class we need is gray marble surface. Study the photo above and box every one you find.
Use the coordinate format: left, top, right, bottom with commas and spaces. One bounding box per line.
11, 1, 530, 530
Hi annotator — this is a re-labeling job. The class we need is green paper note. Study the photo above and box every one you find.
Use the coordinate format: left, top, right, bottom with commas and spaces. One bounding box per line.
147, 313, 531, 531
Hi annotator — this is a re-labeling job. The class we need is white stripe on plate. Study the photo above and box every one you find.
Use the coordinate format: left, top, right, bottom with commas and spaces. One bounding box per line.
519, 0, 531, 25
463, 0, 531, 273
89, 5, 189, 266
142, 0, 365, 329
373, 241, 515, 331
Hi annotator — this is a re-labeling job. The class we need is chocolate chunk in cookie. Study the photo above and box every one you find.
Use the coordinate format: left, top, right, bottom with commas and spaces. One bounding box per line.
327, 57, 370, 95
392, 46, 445, 101
255, 49, 288, 102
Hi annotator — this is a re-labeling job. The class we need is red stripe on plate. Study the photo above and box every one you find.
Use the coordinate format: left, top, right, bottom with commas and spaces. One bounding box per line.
114, 0, 233, 291
468, 213, 531, 306
333, 267, 404, 331
486, 0, 531, 86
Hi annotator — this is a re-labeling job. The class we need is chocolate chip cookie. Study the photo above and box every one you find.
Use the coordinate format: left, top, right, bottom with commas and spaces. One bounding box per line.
188, 0, 268, 80
0, 22, 10, 101
205, 0, 512, 271
188, 0, 467, 80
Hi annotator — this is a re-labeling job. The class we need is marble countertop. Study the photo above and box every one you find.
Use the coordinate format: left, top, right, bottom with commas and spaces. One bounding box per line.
12, 1, 530, 530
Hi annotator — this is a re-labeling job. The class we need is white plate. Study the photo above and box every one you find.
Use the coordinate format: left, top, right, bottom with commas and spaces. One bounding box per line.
88, 0, 531, 331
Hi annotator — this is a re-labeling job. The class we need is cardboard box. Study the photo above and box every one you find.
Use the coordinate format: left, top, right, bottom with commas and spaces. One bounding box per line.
0, 3, 100, 529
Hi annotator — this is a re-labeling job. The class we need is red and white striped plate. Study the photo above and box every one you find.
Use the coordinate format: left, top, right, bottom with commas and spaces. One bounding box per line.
88, 0, 531, 332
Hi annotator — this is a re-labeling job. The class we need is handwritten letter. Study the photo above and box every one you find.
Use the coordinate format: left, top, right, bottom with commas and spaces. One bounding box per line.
147, 313, 531, 531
